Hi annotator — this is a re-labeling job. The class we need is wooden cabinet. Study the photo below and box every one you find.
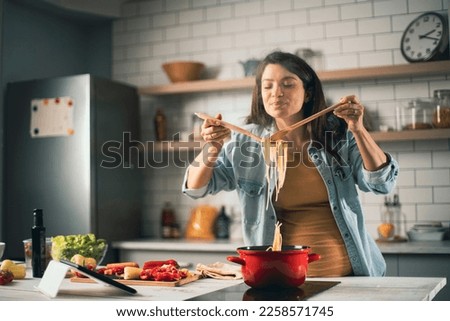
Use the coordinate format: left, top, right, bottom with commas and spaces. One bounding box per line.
139, 61, 450, 148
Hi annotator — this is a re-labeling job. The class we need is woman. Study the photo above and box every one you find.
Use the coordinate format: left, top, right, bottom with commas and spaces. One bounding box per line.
182, 51, 398, 277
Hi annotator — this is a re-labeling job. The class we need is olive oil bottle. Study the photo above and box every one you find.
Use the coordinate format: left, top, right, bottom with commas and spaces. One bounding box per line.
31, 208, 46, 277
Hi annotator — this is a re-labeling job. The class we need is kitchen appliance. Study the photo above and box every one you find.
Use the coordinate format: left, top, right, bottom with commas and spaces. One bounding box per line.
227, 245, 320, 288
3, 74, 142, 259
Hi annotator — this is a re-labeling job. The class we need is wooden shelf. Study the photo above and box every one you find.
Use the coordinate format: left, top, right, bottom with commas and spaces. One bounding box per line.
138, 77, 254, 95
150, 140, 205, 152
370, 128, 450, 142
319, 60, 450, 82
139, 61, 450, 144
144, 129, 450, 152
138, 60, 450, 96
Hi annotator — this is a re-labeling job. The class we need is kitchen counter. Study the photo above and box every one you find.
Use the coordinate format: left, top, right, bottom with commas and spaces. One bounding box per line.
112, 238, 241, 253
112, 238, 450, 255
0, 274, 446, 301
112, 238, 450, 301
376, 240, 450, 254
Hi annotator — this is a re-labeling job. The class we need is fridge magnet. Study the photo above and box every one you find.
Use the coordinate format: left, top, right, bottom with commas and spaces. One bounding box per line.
30, 96, 75, 138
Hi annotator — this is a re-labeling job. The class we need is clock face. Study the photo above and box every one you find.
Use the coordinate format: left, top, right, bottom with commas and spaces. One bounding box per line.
401, 12, 449, 62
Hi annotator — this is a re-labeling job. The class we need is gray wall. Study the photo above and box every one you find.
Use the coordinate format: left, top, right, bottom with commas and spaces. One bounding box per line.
0, 0, 114, 242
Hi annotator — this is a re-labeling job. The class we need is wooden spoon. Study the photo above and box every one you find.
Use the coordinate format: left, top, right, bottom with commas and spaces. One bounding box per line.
194, 112, 263, 142
269, 101, 344, 142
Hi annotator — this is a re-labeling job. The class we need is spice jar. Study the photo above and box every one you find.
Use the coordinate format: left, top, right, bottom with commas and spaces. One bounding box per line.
433, 89, 450, 128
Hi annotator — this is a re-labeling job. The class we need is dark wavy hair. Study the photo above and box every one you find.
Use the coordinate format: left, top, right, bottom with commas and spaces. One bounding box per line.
245, 51, 346, 146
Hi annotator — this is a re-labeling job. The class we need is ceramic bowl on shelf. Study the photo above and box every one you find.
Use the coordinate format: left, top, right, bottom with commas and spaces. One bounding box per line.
407, 222, 446, 241
407, 230, 445, 241
162, 61, 205, 83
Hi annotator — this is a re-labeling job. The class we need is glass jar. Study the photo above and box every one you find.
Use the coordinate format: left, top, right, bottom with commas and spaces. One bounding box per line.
433, 89, 450, 128
377, 195, 407, 242
378, 204, 395, 241
401, 99, 433, 130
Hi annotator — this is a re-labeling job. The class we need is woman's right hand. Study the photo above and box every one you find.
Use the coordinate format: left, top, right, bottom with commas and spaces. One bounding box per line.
200, 113, 231, 143
200, 113, 231, 165
186, 114, 230, 189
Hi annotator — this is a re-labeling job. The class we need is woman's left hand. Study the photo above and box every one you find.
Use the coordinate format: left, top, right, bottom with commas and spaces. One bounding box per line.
333, 95, 365, 133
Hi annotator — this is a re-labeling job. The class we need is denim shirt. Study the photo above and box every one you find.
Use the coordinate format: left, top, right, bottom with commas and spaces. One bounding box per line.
182, 123, 399, 276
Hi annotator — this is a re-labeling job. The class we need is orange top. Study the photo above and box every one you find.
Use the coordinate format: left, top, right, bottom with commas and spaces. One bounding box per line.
274, 148, 352, 277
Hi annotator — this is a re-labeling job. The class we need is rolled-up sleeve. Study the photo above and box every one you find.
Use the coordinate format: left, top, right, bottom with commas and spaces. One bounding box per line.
181, 150, 237, 198
361, 153, 399, 193
181, 167, 209, 199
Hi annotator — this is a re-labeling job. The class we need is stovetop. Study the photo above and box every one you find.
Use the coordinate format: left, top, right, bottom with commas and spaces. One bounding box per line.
188, 280, 340, 301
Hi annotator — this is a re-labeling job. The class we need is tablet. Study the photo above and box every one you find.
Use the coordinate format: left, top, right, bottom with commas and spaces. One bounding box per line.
60, 259, 137, 295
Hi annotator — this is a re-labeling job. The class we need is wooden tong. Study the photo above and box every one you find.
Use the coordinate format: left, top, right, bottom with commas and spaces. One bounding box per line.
268, 101, 344, 141
195, 101, 344, 143
194, 112, 263, 142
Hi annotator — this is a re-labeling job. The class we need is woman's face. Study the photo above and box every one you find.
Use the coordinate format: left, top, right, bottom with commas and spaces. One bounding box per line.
261, 63, 307, 122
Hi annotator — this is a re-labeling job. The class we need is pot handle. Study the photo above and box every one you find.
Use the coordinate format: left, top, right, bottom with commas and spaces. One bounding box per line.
227, 256, 246, 266
308, 253, 321, 263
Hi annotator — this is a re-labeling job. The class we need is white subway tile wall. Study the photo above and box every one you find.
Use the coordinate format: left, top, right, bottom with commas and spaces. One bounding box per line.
112, 0, 450, 239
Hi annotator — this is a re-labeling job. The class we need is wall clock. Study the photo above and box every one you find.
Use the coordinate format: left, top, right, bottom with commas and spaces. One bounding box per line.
400, 11, 449, 62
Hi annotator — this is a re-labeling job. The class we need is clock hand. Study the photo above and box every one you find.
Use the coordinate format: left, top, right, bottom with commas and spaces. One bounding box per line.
421, 35, 440, 41
419, 29, 436, 39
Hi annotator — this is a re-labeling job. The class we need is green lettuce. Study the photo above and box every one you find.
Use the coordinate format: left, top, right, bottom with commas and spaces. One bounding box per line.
51, 234, 107, 262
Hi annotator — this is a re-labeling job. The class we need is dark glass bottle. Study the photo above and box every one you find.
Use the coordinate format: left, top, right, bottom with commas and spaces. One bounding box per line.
161, 202, 175, 239
31, 208, 46, 278
215, 206, 230, 239
154, 109, 167, 141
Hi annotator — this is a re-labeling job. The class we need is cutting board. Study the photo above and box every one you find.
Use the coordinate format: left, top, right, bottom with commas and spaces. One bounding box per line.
70, 273, 202, 287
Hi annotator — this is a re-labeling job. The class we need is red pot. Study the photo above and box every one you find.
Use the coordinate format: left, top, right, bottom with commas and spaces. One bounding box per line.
227, 245, 320, 288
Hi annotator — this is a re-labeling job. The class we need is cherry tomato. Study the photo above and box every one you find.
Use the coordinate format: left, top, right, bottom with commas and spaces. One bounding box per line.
0, 270, 14, 285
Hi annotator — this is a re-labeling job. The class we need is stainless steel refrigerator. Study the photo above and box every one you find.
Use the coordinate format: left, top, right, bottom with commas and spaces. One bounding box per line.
3, 74, 142, 259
